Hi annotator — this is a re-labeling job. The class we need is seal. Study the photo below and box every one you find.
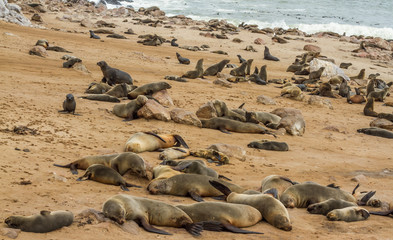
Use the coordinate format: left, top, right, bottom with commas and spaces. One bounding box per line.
338, 79, 349, 97
280, 183, 357, 208
210, 180, 292, 231
309, 67, 325, 80
97, 61, 133, 86
350, 69, 365, 80
356, 191, 381, 207
147, 173, 245, 202
237, 54, 246, 63
85, 82, 111, 94
128, 81, 171, 99
260, 175, 295, 198
368, 87, 390, 102
124, 132, 189, 153
58, 94, 77, 114
203, 59, 230, 76
171, 38, 178, 47
89, 30, 100, 39
158, 147, 190, 161
5, 210, 74, 233
171, 161, 231, 180
77, 164, 141, 191
176, 52, 190, 65
366, 78, 375, 97
248, 140, 289, 151
229, 62, 247, 77
106, 83, 136, 98
113, 95, 148, 120
151, 165, 182, 181
357, 127, 393, 139
201, 117, 275, 136
182, 59, 203, 78
307, 198, 357, 215
264, 46, 279, 61
326, 206, 370, 222
80, 94, 120, 102
161, 159, 206, 167
245, 59, 254, 75
54, 153, 119, 174
212, 99, 246, 122
176, 202, 263, 234
363, 97, 378, 116
245, 111, 281, 128
102, 194, 203, 236
110, 152, 148, 178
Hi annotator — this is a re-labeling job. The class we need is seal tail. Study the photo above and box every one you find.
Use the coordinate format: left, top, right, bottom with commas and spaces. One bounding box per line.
209, 180, 232, 197
358, 191, 376, 206
173, 135, 189, 148
183, 222, 203, 236
352, 183, 360, 195
369, 209, 393, 216
262, 188, 278, 199
144, 132, 167, 143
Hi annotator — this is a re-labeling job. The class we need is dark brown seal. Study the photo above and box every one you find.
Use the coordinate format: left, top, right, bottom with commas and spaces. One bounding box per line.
203, 59, 230, 76
357, 127, 393, 139
307, 198, 357, 215
176, 52, 190, 65
58, 94, 76, 114
264, 46, 279, 61
363, 97, 378, 117
201, 117, 275, 136
97, 61, 133, 86
124, 132, 189, 153
229, 62, 247, 77
247, 140, 289, 151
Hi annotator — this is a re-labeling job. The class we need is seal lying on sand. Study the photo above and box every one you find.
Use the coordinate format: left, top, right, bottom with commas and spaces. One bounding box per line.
326, 207, 370, 222
97, 61, 133, 86
124, 132, 189, 153
176, 52, 190, 64
5, 210, 73, 233
357, 127, 393, 139
260, 175, 295, 198
248, 140, 289, 151
158, 147, 190, 161
203, 59, 230, 76
264, 46, 279, 61
307, 199, 357, 215
201, 117, 275, 136
172, 161, 231, 180
54, 153, 119, 174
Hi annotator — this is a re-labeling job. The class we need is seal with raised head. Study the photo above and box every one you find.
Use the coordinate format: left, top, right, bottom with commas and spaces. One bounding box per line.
260, 175, 295, 198
171, 38, 178, 47
89, 30, 100, 39
248, 140, 289, 151
259, 65, 267, 82
77, 164, 141, 191
264, 46, 279, 61
182, 59, 203, 78
210, 181, 292, 231
368, 87, 390, 102
280, 183, 357, 208
113, 95, 148, 120
237, 54, 246, 63
338, 79, 349, 97
102, 194, 203, 236
97, 61, 133, 86
366, 78, 375, 97
357, 127, 393, 139
229, 62, 247, 77
350, 69, 365, 80
201, 117, 275, 136
58, 94, 77, 114
326, 206, 370, 222
364, 97, 378, 117
309, 67, 325, 80
176, 202, 263, 234
110, 152, 148, 178
176, 52, 190, 64
203, 59, 230, 76
5, 210, 73, 233
245, 59, 254, 75
148, 173, 245, 202
124, 132, 189, 153
307, 198, 357, 215
128, 81, 171, 99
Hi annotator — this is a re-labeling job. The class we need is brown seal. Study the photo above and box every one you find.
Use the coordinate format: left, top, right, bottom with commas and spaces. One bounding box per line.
280, 183, 357, 208
80, 94, 120, 102
176, 202, 263, 234
210, 180, 292, 231
229, 62, 247, 77
102, 194, 203, 236
5, 210, 73, 233
110, 152, 148, 178
307, 198, 357, 215
260, 175, 295, 198
54, 153, 119, 174
182, 59, 204, 79
309, 67, 325, 81
264, 46, 279, 61
176, 52, 190, 65
158, 147, 190, 161
190, 149, 230, 165
147, 173, 245, 202
97, 61, 133, 86
201, 117, 275, 136
203, 59, 230, 76
106, 83, 137, 98
128, 81, 171, 99
259, 65, 267, 82
77, 164, 141, 191
245, 59, 254, 75
85, 82, 111, 94
326, 206, 370, 222
347, 87, 366, 104
368, 87, 390, 102
160, 159, 206, 167
113, 95, 148, 120
245, 111, 281, 128
338, 79, 349, 97
366, 78, 375, 97
124, 132, 189, 153
363, 97, 378, 117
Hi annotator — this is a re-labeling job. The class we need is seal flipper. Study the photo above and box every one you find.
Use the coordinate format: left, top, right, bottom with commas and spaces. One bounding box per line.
77, 172, 91, 181
210, 195, 226, 201
173, 147, 187, 153
358, 191, 376, 206
209, 180, 232, 197
238, 103, 245, 109
40, 210, 51, 216
222, 222, 264, 234
263, 188, 279, 199
189, 190, 204, 202
279, 176, 295, 185
53, 163, 79, 175
137, 217, 172, 235
183, 222, 203, 236
369, 209, 393, 216
218, 127, 231, 134
326, 183, 340, 189
120, 185, 130, 191
173, 135, 189, 148
126, 182, 142, 188
218, 175, 232, 181
352, 183, 360, 195
144, 132, 167, 143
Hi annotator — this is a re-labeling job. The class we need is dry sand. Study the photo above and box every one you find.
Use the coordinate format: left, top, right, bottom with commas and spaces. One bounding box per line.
0, 8, 393, 240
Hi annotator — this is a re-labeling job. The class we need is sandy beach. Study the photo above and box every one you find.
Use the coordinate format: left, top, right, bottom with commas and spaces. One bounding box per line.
1, 2, 393, 239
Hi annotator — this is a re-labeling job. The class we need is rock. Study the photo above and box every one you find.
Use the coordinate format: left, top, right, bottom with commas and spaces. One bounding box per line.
254, 38, 265, 45
213, 78, 232, 88
232, 38, 242, 43
257, 95, 276, 105
370, 118, 393, 130
72, 62, 90, 74
1, 228, 20, 239
170, 108, 202, 127
217, 72, 232, 79
124, 28, 136, 35
271, 108, 305, 136
303, 44, 321, 52
31, 13, 42, 22
351, 174, 367, 183
29, 46, 48, 57
308, 96, 333, 109
80, 18, 93, 28
208, 143, 246, 161
137, 99, 171, 121
0, 1, 31, 26
151, 89, 173, 107
196, 101, 217, 119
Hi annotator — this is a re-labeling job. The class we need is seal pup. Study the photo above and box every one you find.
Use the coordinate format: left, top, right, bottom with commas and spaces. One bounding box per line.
248, 140, 289, 151
260, 175, 295, 198
80, 94, 120, 103
171, 38, 178, 47
307, 199, 357, 215
357, 127, 393, 139
128, 81, 171, 99
176, 202, 263, 234
339, 62, 352, 69
245, 59, 254, 75
148, 173, 245, 202
113, 95, 148, 121
110, 152, 148, 178
5, 210, 74, 233
237, 54, 246, 63
124, 132, 189, 153
326, 207, 370, 222
264, 46, 279, 61
229, 62, 247, 77
89, 30, 100, 39
210, 180, 292, 231
182, 59, 203, 78
158, 147, 190, 161
190, 149, 230, 165
363, 97, 378, 117
58, 94, 77, 115
176, 52, 190, 64
203, 59, 230, 76
97, 61, 133, 86
54, 153, 119, 174
102, 194, 203, 236
77, 164, 141, 191
366, 78, 375, 97
347, 87, 366, 104
201, 117, 275, 136
280, 183, 357, 208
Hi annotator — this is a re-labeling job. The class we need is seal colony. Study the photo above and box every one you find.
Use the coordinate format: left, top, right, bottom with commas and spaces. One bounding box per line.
2, 1, 393, 240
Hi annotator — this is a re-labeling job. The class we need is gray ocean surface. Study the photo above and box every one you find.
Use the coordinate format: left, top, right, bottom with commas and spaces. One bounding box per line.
101, 0, 393, 39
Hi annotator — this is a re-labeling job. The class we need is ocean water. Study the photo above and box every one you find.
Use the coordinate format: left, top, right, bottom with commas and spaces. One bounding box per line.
92, 0, 393, 39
